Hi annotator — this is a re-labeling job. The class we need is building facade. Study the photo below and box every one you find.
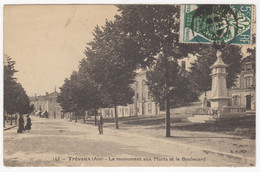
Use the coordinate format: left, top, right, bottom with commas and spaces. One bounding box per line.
30, 90, 62, 118
228, 59, 256, 110
100, 69, 160, 118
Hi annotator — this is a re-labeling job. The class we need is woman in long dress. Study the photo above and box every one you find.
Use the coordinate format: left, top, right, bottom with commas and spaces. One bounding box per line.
25, 115, 32, 132
17, 114, 24, 133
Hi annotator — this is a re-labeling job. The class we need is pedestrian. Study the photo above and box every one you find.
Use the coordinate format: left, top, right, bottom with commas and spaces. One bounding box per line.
98, 114, 104, 135
17, 114, 24, 133
25, 115, 32, 132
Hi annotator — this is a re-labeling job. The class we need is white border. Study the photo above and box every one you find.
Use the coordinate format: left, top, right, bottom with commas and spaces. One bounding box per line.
0, 1, 259, 172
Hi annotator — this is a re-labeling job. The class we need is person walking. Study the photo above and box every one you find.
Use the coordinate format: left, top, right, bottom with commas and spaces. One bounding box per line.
98, 114, 104, 135
17, 114, 24, 133
25, 115, 32, 132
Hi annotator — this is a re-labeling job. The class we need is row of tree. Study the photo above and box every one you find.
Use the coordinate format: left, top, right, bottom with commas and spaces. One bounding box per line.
57, 5, 245, 137
4, 54, 34, 127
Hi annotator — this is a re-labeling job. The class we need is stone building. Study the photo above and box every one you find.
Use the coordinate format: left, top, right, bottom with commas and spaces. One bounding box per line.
228, 57, 256, 111
99, 69, 160, 118
99, 57, 194, 118
30, 89, 62, 118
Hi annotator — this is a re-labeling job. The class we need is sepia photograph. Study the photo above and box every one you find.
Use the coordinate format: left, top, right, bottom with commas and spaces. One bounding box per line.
2, 2, 257, 168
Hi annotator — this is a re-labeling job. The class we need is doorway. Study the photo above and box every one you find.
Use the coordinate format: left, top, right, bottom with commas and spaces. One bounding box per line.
246, 95, 251, 110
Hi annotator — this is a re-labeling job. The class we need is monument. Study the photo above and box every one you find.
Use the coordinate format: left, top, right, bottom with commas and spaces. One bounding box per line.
209, 51, 231, 110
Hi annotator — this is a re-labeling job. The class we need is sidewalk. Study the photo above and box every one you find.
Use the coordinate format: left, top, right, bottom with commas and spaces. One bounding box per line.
4, 122, 18, 131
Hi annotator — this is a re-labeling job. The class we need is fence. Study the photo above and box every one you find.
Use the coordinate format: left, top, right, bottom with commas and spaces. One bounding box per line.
191, 107, 211, 115
219, 106, 246, 117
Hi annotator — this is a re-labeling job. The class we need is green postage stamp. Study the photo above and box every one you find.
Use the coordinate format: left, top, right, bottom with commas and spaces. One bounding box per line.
180, 5, 254, 45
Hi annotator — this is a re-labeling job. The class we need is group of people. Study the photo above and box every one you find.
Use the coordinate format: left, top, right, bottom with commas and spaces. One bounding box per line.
17, 114, 32, 133
17, 112, 102, 134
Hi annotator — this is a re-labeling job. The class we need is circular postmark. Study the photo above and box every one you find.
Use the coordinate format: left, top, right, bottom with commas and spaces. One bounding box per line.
191, 5, 238, 45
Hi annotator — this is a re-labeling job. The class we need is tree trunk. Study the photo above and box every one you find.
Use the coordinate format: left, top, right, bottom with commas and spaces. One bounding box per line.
94, 109, 97, 126
163, 54, 170, 137
114, 105, 119, 129
10, 114, 13, 125
75, 111, 77, 122
15, 113, 17, 124
155, 102, 158, 115
70, 112, 72, 122
6, 113, 9, 123
83, 111, 86, 123
165, 97, 171, 137
3, 113, 5, 128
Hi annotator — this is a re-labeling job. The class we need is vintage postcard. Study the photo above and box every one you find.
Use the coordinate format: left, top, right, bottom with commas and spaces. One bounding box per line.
2, 4, 256, 167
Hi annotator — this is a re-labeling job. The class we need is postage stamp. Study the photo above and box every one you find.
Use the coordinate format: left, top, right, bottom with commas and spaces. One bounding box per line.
180, 4, 254, 45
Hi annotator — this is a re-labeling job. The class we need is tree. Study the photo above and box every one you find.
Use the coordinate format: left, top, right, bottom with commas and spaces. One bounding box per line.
78, 59, 104, 125
85, 20, 136, 129
4, 54, 17, 115
189, 45, 243, 97
244, 34, 256, 72
58, 59, 104, 125
116, 5, 198, 65
13, 82, 34, 115
146, 54, 199, 136
4, 54, 34, 126
57, 71, 80, 122
115, 5, 200, 136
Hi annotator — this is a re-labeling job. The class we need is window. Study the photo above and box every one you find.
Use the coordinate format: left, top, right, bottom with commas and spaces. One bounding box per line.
234, 77, 240, 88
181, 61, 186, 70
136, 93, 139, 100
110, 109, 113, 117
148, 91, 151, 99
233, 96, 239, 106
245, 76, 253, 88
122, 108, 124, 116
142, 80, 146, 89
142, 92, 146, 102
130, 107, 133, 116
148, 103, 152, 114
246, 63, 252, 70
105, 109, 109, 117
125, 108, 128, 116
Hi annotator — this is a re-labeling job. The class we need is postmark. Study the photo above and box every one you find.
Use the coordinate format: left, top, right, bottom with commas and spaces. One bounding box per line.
180, 5, 253, 45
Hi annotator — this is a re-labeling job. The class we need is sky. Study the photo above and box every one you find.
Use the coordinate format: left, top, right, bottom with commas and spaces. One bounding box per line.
4, 5, 118, 96
3, 4, 255, 97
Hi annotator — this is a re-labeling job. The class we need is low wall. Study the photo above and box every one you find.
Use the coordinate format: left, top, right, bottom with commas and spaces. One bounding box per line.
219, 106, 246, 117
191, 107, 211, 115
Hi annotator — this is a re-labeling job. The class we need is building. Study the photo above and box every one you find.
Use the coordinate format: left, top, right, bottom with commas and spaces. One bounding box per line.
134, 69, 160, 116
203, 57, 256, 111
228, 57, 256, 110
99, 57, 194, 118
30, 89, 62, 118
100, 69, 160, 118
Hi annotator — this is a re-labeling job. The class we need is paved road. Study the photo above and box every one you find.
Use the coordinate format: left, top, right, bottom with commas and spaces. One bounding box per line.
3, 117, 253, 167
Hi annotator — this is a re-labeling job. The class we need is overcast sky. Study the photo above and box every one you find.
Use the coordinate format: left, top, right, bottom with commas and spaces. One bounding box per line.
4, 5, 255, 97
4, 5, 118, 96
